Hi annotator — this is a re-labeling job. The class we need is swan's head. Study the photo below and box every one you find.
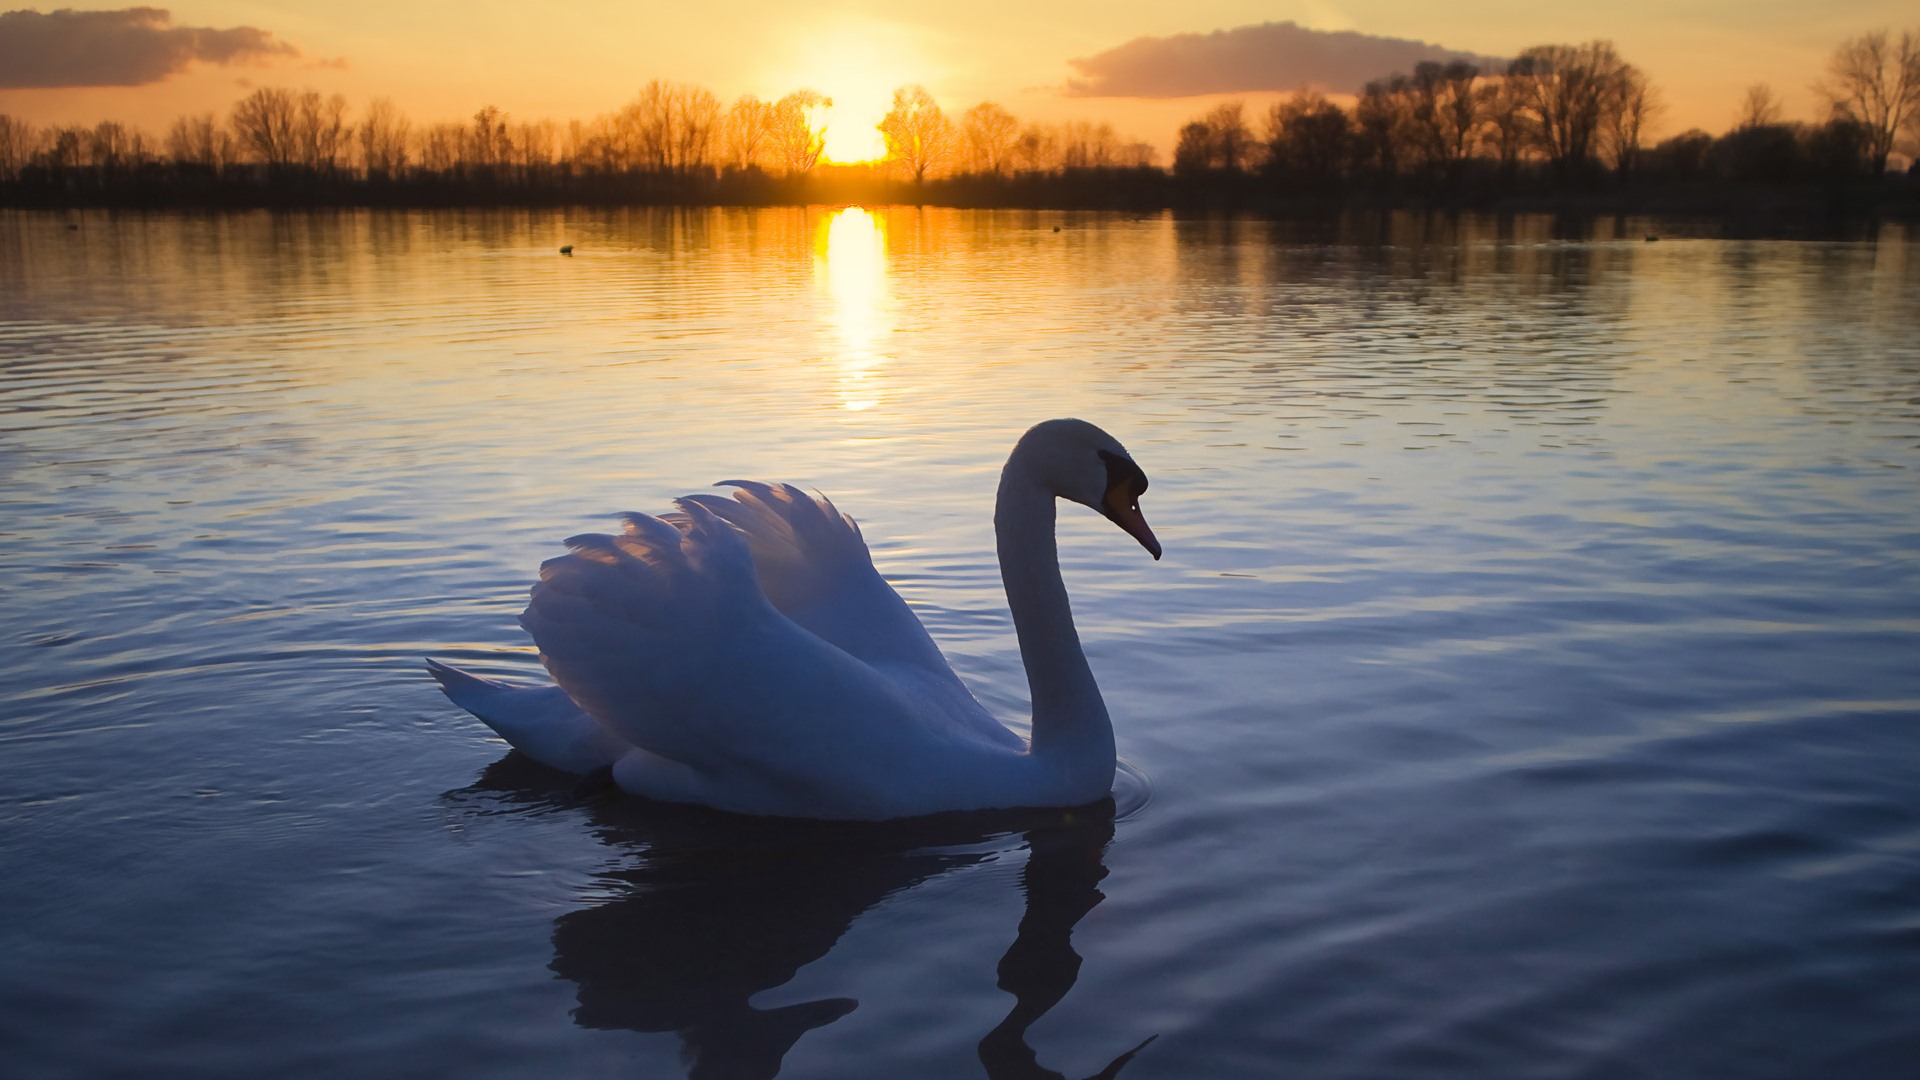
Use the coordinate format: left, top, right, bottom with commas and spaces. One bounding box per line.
1016, 418, 1161, 560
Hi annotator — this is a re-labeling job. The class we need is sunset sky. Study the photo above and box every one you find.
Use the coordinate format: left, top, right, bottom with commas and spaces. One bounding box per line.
1, 2, 1913, 161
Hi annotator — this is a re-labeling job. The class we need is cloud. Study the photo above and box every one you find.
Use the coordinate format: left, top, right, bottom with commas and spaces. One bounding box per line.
1065, 21, 1508, 98
0, 6, 299, 89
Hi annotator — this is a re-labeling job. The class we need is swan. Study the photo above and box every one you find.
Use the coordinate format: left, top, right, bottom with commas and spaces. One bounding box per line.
428, 418, 1159, 820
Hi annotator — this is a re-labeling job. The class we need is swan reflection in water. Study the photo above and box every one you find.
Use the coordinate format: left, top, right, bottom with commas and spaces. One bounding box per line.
461, 755, 1154, 1080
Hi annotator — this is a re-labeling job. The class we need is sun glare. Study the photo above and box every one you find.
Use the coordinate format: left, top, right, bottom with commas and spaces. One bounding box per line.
778, 24, 925, 163
821, 98, 889, 164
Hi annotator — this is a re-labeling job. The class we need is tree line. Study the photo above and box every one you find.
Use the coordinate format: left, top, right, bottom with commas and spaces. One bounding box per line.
0, 28, 1914, 212
1175, 32, 1918, 206
0, 79, 1158, 207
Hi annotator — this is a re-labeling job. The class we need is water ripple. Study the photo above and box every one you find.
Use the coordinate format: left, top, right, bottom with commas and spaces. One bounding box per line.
1, 208, 1917, 1079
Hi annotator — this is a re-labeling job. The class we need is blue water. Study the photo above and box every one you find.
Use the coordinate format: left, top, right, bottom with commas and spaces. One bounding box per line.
2, 207, 1918, 1078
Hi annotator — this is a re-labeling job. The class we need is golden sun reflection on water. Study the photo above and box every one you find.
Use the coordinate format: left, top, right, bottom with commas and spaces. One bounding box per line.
815, 207, 891, 413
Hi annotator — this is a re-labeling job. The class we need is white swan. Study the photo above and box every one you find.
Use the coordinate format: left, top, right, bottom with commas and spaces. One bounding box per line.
429, 418, 1159, 820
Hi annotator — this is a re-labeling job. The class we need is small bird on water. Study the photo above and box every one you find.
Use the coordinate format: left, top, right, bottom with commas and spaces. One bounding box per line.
560, 244, 574, 255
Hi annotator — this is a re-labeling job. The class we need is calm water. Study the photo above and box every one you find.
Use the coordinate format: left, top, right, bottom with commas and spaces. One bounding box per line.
3, 207, 1919, 1079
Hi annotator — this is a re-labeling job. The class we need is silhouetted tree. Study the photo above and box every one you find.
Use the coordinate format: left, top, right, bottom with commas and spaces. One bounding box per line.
770, 90, 827, 173
1645, 129, 1713, 179
1013, 122, 1059, 172
1706, 122, 1804, 183
358, 98, 410, 178
1803, 116, 1874, 179
468, 105, 509, 169
165, 113, 233, 172
722, 95, 776, 170
570, 112, 628, 172
1114, 139, 1157, 168
1506, 41, 1638, 178
509, 118, 557, 171
294, 91, 349, 173
1263, 89, 1352, 188
879, 85, 952, 182
1172, 121, 1211, 177
1173, 102, 1256, 176
86, 121, 140, 173
1818, 28, 1919, 173
562, 118, 591, 168
960, 102, 1018, 175
617, 81, 718, 174
1736, 84, 1783, 130
1059, 119, 1122, 168
675, 87, 720, 173
231, 87, 300, 170
621, 82, 670, 171
1207, 102, 1258, 171
1352, 79, 1406, 179
1605, 67, 1660, 179
0, 114, 32, 180
421, 122, 462, 172
1478, 75, 1532, 176
39, 126, 85, 171
1407, 60, 1482, 179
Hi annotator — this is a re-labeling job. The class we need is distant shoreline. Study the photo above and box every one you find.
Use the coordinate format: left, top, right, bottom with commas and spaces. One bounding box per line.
4, 168, 1917, 223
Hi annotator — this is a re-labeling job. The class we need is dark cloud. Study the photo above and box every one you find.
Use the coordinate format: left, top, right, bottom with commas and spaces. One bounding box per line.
1065, 21, 1508, 98
0, 6, 298, 89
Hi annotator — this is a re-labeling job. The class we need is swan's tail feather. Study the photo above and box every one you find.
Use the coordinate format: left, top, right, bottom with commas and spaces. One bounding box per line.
425, 658, 631, 774
426, 656, 497, 707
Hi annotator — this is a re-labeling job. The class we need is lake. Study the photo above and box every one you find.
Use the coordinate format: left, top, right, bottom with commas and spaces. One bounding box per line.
2, 206, 1918, 1079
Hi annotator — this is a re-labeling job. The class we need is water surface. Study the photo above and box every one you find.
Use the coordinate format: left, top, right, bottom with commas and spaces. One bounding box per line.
3, 207, 1918, 1078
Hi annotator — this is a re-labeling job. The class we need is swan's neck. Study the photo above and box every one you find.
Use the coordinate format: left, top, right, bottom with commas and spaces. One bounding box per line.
995, 461, 1115, 776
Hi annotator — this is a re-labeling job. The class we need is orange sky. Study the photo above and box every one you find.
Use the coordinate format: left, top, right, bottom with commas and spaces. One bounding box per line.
1, 2, 1914, 161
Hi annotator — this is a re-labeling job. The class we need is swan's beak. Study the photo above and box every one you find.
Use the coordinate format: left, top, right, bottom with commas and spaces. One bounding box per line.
1101, 487, 1162, 560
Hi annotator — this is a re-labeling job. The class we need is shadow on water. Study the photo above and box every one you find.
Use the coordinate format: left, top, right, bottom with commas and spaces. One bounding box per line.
455, 754, 1155, 1080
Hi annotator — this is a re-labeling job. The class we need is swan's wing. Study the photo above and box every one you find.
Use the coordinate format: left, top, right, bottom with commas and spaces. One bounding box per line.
518, 500, 938, 783
675, 481, 957, 678
425, 658, 632, 773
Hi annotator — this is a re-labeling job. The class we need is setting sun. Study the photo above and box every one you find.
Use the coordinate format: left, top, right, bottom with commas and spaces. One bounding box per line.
777, 22, 930, 163
820, 98, 888, 164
